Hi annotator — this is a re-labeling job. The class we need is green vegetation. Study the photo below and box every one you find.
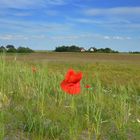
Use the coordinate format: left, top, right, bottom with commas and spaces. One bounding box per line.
0, 45, 34, 53
55, 45, 81, 52
55, 45, 119, 53
91, 47, 119, 53
129, 51, 140, 54
0, 53, 140, 140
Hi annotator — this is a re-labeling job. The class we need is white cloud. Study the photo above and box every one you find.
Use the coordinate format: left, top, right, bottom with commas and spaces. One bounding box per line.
112, 36, 132, 40
50, 34, 132, 41
68, 18, 102, 24
45, 0, 66, 5
0, 0, 41, 9
104, 36, 110, 40
0, 0, 65, 18
12, 12, 32, 17
67, 17, 134, 31
0, 34, 28, 40
50, 34, 98, 40
44, 10, 59, 16
113, 36, 124, 40
84, 7, 140, 16
31, 35, 46, 39
0, 33, 96, 41
0, 0, 66, 9
0, 34, 47, 40
0, 18, 72, 34
125, 37, 132, 40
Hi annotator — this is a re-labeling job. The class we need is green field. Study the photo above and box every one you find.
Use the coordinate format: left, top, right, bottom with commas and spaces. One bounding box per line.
0, 52, 140, 140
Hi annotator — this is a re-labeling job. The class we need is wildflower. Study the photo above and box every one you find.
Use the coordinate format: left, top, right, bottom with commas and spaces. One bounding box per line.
0, 92, 10, 109
137, 119, 140, 123
32, 66, 37, 73
85, 85, 91, 88
61, 69, 82, 95
112, 94, 116, 98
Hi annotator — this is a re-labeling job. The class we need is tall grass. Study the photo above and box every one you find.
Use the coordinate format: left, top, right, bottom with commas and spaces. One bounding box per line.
0, 54, 140, 140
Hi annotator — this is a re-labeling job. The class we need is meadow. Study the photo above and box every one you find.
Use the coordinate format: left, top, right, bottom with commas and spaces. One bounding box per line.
0, 52, 140, 140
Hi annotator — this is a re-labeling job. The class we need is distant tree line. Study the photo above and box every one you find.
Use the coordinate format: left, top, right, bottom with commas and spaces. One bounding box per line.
0, 45, 34, 53
55, 45, 119, 53
90, 47, 119, 53
129, 51, 140, 54
55, 45, 81, 52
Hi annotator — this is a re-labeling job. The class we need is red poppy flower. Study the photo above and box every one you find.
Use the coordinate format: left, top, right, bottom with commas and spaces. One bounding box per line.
61, 69, 83, 95
85, 85, 91, 88
32, 66, 37, 73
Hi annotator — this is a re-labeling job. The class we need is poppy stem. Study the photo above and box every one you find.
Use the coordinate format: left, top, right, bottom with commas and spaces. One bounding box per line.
71, 96, 74, 106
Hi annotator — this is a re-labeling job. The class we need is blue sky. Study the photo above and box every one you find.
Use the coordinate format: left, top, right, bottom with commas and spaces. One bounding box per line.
0, 0, 140, 51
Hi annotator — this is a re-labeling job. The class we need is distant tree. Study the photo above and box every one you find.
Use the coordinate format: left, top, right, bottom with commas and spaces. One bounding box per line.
55, 45, 81, 52
0, 46, 6, 52
95, 47, 119, 53
129, 51, 140, 54
0, 45, 34, 53
97, 48, 104, 53
55, 45, 119, 53
88, 47, 97, 52
17, 47, 34, 53
6, 44, 17, 53
112, 50, 119, 53
6, 45, 15, 49
55, 46, 68, 52
68, 45, 81, 52
104, 48, 112, 53
93, 47, 97, 52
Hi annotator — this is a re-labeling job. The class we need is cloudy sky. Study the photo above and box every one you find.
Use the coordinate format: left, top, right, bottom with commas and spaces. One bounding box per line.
0, 0, 140, 51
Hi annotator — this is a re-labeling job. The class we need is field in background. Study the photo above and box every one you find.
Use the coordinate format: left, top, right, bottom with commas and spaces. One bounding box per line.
5, 52, 140, 88
0, 52, 140, 140
5, 52, 140, 63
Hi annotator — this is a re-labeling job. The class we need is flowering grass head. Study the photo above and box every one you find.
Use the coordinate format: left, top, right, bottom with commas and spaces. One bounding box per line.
61, 69, 82, 95
32, 66, 37, 73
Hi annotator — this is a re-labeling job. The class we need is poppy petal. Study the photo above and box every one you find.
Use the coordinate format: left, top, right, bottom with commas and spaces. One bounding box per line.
61, 69, 82, 95
65, 69, 75, 82
61, 80, 81, 94
71, 72, 82, 83
65, 69, 82, 83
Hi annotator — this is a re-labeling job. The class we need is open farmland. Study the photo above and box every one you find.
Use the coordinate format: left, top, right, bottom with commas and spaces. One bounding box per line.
0, 52, 140, 140
5, 52, 140, 63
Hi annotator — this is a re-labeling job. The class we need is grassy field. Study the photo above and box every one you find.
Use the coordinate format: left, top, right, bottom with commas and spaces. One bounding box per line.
0, 52, 140, 140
